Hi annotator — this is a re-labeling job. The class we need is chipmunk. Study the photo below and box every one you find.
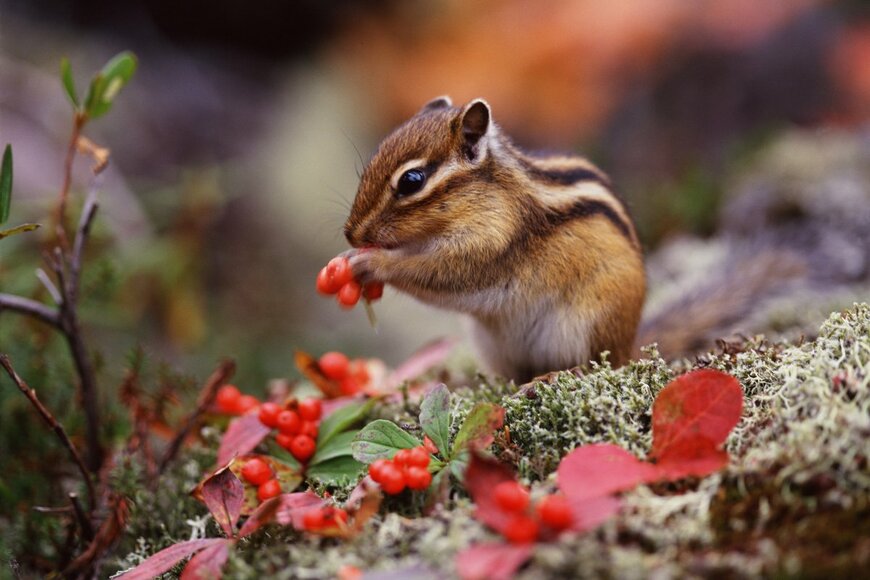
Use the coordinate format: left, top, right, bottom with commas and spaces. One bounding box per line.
343, 96, 645, 382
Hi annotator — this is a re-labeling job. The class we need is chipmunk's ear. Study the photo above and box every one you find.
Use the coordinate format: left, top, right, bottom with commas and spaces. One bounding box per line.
459, 99, 491, 161
421, 95, 453, 111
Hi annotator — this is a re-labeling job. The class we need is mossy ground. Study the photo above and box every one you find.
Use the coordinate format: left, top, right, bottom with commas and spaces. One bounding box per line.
113, 304, 870, 579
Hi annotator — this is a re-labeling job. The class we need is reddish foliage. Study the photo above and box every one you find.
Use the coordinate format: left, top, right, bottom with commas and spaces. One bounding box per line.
237, 492, 326, 536
179, 540, 231, 580
557, 443, 659, 502
194, 465, 244, 537
216, 414, 271, 466
455, 542, 534, 580
114, 538, 229, 580
464, 453, 518, 534
650, 368, 743, 478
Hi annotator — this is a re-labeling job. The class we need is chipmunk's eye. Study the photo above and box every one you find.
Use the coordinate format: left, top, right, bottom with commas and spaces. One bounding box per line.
396, 168, 427, 197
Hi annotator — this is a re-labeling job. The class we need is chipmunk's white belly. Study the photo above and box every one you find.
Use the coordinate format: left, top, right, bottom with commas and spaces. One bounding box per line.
464, 304, 595, 381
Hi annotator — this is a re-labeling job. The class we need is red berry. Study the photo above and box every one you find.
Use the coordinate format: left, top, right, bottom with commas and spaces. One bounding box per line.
329, 507, 349, 527
337, 281, 362, 308
290, 434, 317, 462
494, 481, 530, 513
237, 395, 259, 414
257, 479, 282, 502
340, 376, 361, 395
407, 446, 431, 468
379, 464, 406, 495
300, 420, 319, 438
303, 508, 326, 530
276, 410, 301, 435
349, 359, 370, 384
363, 282, 384, 301
298, 398, 322, 422
216, 385, 241, 413
316, 267, 342, 295
369, 459, 390, 483
241, 458, 273, 486
502, 514, 539, 544
319, 352, 350, 380
276, 433, 294, 450
327, 257, 353, 287
258, 402, 282, 428
393, 448, 413, 466
536, 494, 573, 531
405, 466, 432, 490
423, 435, 439, 455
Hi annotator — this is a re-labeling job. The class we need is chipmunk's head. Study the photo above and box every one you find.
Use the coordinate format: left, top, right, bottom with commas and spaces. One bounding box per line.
344, 96, 512, 251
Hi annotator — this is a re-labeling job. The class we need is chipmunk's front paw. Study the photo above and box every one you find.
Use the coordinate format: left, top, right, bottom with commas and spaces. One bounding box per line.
346, 248, 389, 285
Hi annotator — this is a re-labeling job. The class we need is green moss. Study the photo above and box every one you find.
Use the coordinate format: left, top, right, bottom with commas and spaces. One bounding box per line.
113, 305, 870, 579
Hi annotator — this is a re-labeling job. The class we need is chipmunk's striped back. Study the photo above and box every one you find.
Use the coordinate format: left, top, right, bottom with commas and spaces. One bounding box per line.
345, 97, 645, 382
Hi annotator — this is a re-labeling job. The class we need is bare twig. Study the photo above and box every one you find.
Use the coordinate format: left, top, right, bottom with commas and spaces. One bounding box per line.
0, 355, 96, 511
69, 493, 95, 541
56, 113, 85, 246
158, 359, 236, 473
69, 189, 99, 304
36, 268, 63, 305
0, 293, 61, 328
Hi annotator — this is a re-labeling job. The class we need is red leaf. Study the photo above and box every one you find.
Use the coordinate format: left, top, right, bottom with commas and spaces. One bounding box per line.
558, 443, 659, 502
463, 452, 517, 533
566, 495, 622, 532
216, 414, 271, 466
191, 464, 244, 537
180, 540, 231, 580
237, 492, 325, 537
455, 542, 533, 580
385, 338, 457, 390
654, 449, 729, 481
650, 369, 743, 472
114, 538, 228, 580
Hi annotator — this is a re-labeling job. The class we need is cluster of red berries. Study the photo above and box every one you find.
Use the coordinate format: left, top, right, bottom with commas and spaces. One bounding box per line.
258, 398, 322, 464
318, 351, 370, 396
368, 446, 433, 495
492, 481, 573, 544
301, 505, 350, 532
316, 256, 384, 309
241, 457, 283, 502
215, 384, 259, 416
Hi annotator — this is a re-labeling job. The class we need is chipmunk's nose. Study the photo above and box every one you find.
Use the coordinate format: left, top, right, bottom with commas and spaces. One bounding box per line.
344, 220, 367, 248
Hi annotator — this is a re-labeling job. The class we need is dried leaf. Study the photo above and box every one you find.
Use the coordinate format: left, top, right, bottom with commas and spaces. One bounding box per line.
295, 350, 342, 398
113, 538, 227, 580
455, 542, 533, 580
180, 540, 231, 580
216, 414, 271, 466
226, 454, 304, 515
192, 464, 244, 536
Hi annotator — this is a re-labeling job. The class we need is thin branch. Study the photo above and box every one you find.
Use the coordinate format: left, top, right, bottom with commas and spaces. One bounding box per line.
69, 492, 95, 541
0, 293, 61, 328
55, 113, 85, 248
159, 359, 236, 473
36, 268, 62, 305
0, 355, 96, 511
70, 189, 99, 304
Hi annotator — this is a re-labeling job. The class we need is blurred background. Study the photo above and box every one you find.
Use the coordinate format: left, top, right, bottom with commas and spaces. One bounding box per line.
1, 0, 869, 569
1, 0, 869, 383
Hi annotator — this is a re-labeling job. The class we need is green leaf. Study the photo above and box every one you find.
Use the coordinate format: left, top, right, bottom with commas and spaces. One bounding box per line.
84, 51, 137, 119
317, 399, 374, 449
0, 144, 12, 224
306, 456, 366, 485
351, 419, 421, 464
419, 384, 451, 459
0, 223, 40, 240
310, 430, 358, 466
60, 57, 79, 107
449, 452, 469, 480
452, 402, 505, 456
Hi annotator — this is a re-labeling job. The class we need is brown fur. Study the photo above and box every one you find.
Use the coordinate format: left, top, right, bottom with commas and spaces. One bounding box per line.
344, 98, 645, 382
